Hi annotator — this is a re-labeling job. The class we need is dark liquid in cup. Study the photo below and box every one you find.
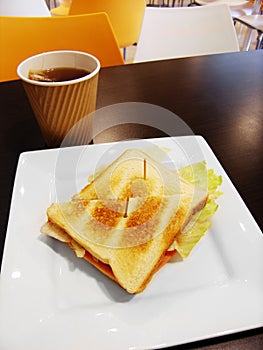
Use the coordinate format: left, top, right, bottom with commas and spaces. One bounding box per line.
28, 67, 91, 82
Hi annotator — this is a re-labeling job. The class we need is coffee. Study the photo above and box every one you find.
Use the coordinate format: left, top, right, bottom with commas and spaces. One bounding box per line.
28, 67, 90, 82
18, 50, 100, 147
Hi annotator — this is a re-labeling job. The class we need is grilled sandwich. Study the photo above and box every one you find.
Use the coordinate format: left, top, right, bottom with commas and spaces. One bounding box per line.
41, 148, 222, 293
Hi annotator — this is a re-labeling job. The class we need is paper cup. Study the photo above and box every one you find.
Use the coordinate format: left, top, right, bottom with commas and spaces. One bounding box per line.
17, 50, 100, 147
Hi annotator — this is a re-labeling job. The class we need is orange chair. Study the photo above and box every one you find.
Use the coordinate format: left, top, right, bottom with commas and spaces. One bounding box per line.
69, 0, 146, 50
0, 13, 124, 82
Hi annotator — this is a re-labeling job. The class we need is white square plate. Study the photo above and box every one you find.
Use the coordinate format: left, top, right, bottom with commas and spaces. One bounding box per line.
0, 136, 262, 350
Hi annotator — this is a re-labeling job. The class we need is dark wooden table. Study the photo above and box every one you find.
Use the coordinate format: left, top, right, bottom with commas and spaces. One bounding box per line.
0, 50, 262, 350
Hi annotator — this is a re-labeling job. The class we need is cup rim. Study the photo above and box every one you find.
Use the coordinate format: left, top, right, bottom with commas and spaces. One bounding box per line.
17, 50, 100, 86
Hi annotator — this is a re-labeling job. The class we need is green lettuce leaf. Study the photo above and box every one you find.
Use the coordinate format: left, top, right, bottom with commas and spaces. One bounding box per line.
169, 161, 223, 258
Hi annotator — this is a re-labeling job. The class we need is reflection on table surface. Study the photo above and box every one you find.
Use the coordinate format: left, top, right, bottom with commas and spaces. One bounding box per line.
0, 50, 262, 350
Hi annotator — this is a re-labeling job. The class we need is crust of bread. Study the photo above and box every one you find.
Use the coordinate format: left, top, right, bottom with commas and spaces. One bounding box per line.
43, 193, 197, 294
42, 220, 177, 292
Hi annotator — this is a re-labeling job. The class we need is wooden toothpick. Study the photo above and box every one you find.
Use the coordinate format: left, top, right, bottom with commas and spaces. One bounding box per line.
123, 196, 130, 218
144, 158, 147, 180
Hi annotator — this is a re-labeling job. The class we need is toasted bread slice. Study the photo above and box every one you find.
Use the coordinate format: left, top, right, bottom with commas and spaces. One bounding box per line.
42, 194, 195, 294
73, 149, 195, 201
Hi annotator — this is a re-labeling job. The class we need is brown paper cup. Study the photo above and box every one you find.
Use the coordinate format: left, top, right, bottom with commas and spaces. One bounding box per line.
17, 50, 100, 148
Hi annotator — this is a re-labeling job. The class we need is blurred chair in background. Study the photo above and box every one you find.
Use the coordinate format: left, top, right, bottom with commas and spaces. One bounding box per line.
189, 0, 249, 7
50, 0, 71, 15
147, 0, 184, 6
188, 0, 262, 49
0, 0, 50, 16
134, 4, 239, 63
187, 0, 257, 21
234, 14, 263, 48
187, 0, 255, 24
45, 0, 58, 10
232, 0, 262, 49
51, 0, 146, 60
0, 13, 124, 82
69, 0, 146, 60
